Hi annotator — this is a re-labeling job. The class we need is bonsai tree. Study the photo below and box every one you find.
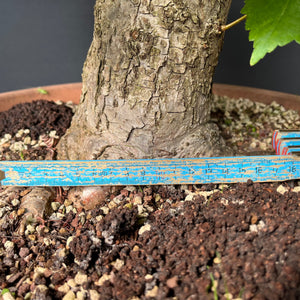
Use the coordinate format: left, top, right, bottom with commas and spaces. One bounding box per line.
57, 0, 300, 161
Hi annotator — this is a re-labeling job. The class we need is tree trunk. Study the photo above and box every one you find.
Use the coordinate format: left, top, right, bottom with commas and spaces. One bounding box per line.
57, 0, 232, 160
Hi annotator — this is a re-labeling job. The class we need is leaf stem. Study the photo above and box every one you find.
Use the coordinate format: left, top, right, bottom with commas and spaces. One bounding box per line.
221, 15, 247, 32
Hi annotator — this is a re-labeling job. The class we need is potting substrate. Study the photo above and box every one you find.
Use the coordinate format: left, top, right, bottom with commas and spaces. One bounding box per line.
0, 96, 299, 300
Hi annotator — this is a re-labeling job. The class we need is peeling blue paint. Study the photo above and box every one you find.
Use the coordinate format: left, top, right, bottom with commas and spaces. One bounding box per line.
0, 155, 299, 186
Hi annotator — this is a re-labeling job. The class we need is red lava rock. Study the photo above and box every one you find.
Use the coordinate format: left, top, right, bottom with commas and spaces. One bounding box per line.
70, 214, 79, 228
68, 186, 111, 210
30, 245, 39, 255
18, 283, 31, 297
166, 276, 178, 289
251, 214, 259, 224
51, 272, 66, 285
273, 282, 285, 298
120, 189, 129, 197
43, 269, 53, 278
19, 247, 30, 258
7, 272, 22, 283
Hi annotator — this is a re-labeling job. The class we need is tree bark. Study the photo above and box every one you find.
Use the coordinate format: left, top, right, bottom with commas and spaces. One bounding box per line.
57, 0, 232, 160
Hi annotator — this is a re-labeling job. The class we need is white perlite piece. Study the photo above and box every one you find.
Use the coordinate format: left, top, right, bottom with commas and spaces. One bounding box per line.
96, 274, 111, 286
111, 259, 125, 270
51, 202, 61, 211
58, 283, 70, 294
15, 129, 25, 138
133, 195, 143, 205
220, 198, 229, 206
62, 291, 76, 300
74, 272, 88, 285
89, 290, 100, 300
145, 286, 159, 298
4, 241, 14, 251
185, 189, 221, 203
249, 220, 266, 232
10, 141, 27, 152
198, 190, 219, 202
11, 198, 20, 206
0, 134, 12, 145
23, 136, 31, 145
49, 130, 59, 138
100, 206, 109, 215
138, 223, 152, 235
292, 186, 300, 193
184, 193, 194, 201
76, 291, 86, 300
145, 274, 153, 280
66, 236, 75, 249
67, 279, 77, 288
32, 267, 46, 282
276, 185, 288, 195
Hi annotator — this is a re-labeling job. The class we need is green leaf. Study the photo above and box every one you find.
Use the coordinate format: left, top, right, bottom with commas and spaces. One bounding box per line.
241, 0, 300, 65
37, 88, 48, 95
1, 288, 10, 295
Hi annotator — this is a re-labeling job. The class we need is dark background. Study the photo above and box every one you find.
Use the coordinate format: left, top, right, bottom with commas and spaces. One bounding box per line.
0, 1, 299, 94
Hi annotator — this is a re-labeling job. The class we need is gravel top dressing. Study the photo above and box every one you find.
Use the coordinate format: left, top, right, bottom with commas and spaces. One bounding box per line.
0, 96, 299, 300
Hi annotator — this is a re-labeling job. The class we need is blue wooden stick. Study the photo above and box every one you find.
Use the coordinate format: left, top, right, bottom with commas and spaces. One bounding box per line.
0, 130, 299, 186
0, 155, 299, 186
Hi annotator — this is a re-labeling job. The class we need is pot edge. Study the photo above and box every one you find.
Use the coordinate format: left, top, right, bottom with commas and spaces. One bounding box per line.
0, 82, 299, 113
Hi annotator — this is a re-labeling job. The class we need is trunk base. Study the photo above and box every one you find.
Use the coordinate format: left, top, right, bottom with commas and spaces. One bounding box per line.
57, 122, 231, 160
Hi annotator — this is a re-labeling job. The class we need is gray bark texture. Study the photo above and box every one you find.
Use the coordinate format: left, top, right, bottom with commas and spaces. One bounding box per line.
57, 0, 232, 160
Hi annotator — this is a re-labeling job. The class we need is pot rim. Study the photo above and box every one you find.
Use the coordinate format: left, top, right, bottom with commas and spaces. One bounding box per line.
0, 82, 299, 113
0, 82, 82, 112
213, 84, 300, 113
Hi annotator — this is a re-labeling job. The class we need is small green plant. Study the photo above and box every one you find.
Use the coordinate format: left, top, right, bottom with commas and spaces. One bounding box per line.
19, 150, 25, 160
1, 288, 10, 295
206, 195, 212, 206
211, 251, 245, 300
37, 87, 48, 95
214, 251, 232, 300
124, 202, 133, 209
209, 272, 219, 300
1, 288, 15, 297
224, 119, 232, 126
219, 184, 226, 194
238, 287, 245, 299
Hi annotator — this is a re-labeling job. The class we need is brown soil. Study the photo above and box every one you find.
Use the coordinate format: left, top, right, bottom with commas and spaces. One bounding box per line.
0, 100, 300, 300
0, 100, 73, 140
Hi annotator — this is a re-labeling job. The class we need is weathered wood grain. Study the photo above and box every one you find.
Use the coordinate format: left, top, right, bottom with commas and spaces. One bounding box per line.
0, 156, 299, 186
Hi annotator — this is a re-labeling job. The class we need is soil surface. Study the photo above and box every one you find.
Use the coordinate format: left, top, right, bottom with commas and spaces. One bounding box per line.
0, 100, 73, 141
0, 99, 300, 300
